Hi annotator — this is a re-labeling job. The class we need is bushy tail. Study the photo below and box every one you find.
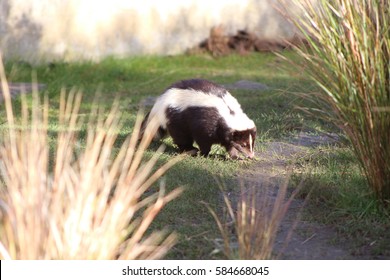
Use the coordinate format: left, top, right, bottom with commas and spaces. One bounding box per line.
139, 111, 166, 142
139, 112, 150, 141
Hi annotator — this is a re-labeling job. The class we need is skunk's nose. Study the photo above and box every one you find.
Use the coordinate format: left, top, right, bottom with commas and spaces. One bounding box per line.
247, 151, 255, 159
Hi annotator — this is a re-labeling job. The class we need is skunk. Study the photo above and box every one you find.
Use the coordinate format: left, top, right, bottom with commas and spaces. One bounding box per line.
142, 79, 256, 159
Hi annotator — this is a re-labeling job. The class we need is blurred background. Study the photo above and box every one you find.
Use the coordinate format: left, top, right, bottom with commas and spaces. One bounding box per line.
0, 0, 308, 62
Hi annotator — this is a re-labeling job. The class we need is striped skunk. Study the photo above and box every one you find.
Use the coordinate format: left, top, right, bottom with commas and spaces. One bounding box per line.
142, 79, 256, 159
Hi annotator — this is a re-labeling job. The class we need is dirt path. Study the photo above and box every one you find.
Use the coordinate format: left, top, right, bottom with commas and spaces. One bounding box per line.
241, 132, 354, 259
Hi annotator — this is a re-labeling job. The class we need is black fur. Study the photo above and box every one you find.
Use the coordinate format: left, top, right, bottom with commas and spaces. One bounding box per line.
142, 79, 256, 159
168, 79, 228, 98
166, 106, 256, 158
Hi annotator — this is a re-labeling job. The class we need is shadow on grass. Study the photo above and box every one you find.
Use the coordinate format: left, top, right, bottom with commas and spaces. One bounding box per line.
291, 162, 390, 259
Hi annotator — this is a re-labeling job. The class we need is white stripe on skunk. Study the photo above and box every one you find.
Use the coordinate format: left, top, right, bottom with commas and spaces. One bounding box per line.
149, 88, 255, 131
143, 79, 256, 159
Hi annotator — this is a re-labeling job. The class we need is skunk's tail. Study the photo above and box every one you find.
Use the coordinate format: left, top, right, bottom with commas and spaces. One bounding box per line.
139, 112, 167, 142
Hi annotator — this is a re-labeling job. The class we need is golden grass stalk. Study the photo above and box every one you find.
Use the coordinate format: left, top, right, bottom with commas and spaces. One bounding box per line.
207, 179, 295, 259
0, 56, 182, 259
286, 0, 390, 204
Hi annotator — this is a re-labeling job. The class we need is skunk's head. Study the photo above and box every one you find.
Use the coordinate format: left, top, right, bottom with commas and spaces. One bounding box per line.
229, 128, 256, 159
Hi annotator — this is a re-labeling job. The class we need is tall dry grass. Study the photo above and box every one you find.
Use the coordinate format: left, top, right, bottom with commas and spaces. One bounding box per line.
207, 180, 295, 259
288, 0, 390, 204
0, 57, 182, 259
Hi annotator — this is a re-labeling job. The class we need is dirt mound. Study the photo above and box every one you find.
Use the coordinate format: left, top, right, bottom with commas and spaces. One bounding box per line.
188, 25, 307, 56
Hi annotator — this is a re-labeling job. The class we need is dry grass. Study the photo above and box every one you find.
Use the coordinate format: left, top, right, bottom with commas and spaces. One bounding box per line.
286, 0, 390, 204
207, 179, 295, 259
0, 56, 182, 259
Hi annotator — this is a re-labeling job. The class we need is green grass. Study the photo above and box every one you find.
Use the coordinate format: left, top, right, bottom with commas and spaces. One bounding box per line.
2, 52, 389, 259
291, 144, 390, 258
